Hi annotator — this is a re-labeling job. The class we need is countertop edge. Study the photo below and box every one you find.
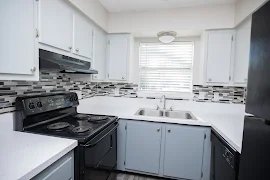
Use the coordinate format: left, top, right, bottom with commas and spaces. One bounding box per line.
19, 140, 78, 180
211, 124, 241, 153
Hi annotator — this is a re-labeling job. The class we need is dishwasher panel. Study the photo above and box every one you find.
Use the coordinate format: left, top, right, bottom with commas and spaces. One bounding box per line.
211, 131, 240, 180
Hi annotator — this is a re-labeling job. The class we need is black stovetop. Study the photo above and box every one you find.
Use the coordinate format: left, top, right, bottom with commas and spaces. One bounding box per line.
24, 113, 118, 143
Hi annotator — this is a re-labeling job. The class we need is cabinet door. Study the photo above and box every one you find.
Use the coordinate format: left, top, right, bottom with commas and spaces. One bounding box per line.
117, 120, 127, 171
108, 35, 129, 81
234, 17, 252, 84
93, 29, 107, 80
164, 125, 206, 180
73, 14, 94, 60
39, 0, 73, 52
0, 0, 36, 76
206, 32, 233, 83
125, 121, 162, 174
32, 151, 74, 180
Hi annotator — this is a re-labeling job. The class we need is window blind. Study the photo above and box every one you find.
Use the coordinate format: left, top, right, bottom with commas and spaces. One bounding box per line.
139, 42, 194, 93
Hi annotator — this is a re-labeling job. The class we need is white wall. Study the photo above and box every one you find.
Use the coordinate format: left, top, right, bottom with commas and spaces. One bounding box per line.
108, 4, 235, 35
131, 37, 202, 87
234, 0, 268, 26
69, 0, 108, 31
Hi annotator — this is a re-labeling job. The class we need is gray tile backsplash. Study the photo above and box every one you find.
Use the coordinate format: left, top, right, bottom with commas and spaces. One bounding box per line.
0, 72, 246, 114
193, 85, 246, 104
0, 72, 138, 114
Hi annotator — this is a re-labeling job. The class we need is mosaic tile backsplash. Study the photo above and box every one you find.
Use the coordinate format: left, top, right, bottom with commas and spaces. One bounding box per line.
193, 85, 246, 104
0, 72, 138, 114
0, 72, 246, 114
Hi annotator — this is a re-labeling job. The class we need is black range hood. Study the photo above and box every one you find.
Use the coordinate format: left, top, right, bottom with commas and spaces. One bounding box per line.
39, 49, 98, 74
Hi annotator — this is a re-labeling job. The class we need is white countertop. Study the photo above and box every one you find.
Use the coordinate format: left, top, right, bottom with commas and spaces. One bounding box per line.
0, 117, 78, 180
78, 96, 246, 153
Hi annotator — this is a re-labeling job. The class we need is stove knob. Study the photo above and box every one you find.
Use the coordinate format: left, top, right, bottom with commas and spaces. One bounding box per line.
70, 96, 73, 102
29, 102, 35, 110
74, 96, 78, 101
37, 101, 42, 108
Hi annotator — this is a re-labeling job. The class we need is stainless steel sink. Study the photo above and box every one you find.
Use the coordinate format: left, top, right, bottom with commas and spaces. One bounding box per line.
135, 108, 197, 120
164, 110, 197, 120
135, 109, 164, 117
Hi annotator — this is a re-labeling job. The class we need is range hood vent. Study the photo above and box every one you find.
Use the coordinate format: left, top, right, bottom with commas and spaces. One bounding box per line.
39, 49, 98, 74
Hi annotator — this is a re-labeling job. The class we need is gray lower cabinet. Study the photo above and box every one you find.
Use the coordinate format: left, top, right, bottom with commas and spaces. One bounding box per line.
32, 150, 74, 180
125, 121, 162, 174
163, 125, 206, 180
117, 119, 211, 180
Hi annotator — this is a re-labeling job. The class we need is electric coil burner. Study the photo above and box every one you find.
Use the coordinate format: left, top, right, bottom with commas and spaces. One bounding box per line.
72, 126, 92, 133
89, 115, 108, 121
74, 114, 109, 122
14, 92, 118, 180
47, 122, 70, 130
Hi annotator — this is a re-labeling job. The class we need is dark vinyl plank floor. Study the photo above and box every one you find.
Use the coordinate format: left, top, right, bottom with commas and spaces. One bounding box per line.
116, 172, 170, 180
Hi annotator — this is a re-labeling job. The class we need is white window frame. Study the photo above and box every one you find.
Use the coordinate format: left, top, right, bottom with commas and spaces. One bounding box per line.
138, 41, 194, 98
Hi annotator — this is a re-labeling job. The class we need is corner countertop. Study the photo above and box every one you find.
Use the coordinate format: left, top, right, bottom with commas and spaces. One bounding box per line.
0, 117, 78, 180
78, 96, 246, 153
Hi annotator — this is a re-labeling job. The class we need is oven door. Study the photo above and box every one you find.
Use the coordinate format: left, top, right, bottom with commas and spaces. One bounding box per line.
80, 122, 118, 180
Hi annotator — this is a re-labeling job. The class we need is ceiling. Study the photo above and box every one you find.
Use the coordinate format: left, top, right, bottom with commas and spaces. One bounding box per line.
133, 30, 203, 38
99, 0, 237, 12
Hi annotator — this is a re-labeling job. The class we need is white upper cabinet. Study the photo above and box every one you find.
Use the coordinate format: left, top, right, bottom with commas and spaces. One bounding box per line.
0, 0, 39, 81
92, 29, 107, 81
234, 17, 252, 84
39, 0, 73, 52
108, 34, 130, 81
205, 31, 234, 84
73, 14, 94, 60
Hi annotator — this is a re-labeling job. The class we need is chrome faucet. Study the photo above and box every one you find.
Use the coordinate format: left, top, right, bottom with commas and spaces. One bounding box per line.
160, 95, 166, 109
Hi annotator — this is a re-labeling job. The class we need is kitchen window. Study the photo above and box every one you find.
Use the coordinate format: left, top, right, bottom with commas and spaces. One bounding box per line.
139, 42, 194, 93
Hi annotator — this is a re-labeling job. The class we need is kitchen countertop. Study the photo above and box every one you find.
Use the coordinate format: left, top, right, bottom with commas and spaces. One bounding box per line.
0, 118, 78, 180
78, 96, 246, 153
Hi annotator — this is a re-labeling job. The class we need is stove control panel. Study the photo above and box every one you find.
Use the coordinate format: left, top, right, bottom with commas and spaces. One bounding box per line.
22, 93, 79, 115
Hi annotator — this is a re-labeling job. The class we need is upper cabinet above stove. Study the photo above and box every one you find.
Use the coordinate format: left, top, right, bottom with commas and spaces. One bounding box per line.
38, 0, 73, 53
73, 13, 94, 59
38, 0, 94, 62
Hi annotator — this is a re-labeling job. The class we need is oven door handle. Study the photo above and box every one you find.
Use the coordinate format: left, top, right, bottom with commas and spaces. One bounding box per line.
83, 122, 119, 147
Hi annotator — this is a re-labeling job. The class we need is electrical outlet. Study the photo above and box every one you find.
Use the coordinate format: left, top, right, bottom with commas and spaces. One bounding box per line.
199, 92, 206, 100
214, 92, 220, 101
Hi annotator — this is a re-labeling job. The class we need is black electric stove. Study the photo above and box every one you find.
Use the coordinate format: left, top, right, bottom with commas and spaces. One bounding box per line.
14, 92, 118, 180
24, 113, 117, 143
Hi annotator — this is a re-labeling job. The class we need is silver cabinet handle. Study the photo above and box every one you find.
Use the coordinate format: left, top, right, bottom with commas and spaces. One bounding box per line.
30, 67, 36, 72
94, 75, 97, 79
157, 128, 160, 132
36, 29, 39, 38
69, 46, 72, 50
76, 48, 79, 52
208, 78, 212, 82
168, 129, 171, 133
122, 77, 125, 80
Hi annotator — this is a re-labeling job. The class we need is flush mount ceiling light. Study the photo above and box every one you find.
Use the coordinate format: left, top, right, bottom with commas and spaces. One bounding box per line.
157, 31, 177, 43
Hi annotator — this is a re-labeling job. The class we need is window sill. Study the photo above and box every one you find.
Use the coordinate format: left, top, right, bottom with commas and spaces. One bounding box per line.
137, 91, 194, 100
